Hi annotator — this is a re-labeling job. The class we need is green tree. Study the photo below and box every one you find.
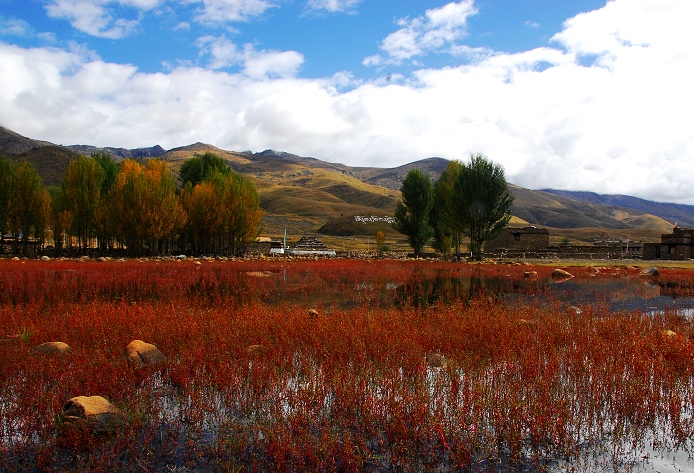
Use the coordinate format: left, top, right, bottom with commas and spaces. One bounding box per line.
452, 154, 514, 261
431, 160, 463, 258
48, 186, 73, 255
179, 152, 231, 187
92, 152, 119, 253
392, 168, 434, 257
61, 156, 104, 253
8, 161, 45, 256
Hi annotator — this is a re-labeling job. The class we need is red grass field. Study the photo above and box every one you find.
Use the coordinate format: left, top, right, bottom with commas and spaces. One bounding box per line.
1, 259, 693, 472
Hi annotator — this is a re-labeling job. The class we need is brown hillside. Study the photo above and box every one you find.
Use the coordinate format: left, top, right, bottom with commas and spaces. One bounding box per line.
0, 145, 79, 187
0, 126, 679, 241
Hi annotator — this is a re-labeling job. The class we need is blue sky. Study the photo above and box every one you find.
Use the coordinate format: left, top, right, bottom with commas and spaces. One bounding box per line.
1, 0, 693, 204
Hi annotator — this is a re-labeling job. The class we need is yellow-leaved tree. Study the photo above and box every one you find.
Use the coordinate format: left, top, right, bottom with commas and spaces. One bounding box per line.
110, 159, 184, 256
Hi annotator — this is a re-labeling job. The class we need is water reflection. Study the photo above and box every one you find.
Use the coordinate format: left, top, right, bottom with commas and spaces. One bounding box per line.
391, 270, 694, 318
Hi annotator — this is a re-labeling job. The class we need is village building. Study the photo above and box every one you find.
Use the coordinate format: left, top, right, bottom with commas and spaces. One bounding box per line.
486, 226, 644, 259
286, 236, 336, 257
485, 226, 550, 255
643, 227, 694, 260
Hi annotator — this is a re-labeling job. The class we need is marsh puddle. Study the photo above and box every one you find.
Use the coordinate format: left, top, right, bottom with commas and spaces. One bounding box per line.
387, 272, 694, 318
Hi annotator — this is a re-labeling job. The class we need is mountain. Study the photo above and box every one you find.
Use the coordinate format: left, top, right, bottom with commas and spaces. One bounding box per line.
68, 144, 167, 161
0, 125, 53, 153
542, 189, 694, 228
0, 126, 80, 186
351, 158, 450, 190
0, 126, 677, 240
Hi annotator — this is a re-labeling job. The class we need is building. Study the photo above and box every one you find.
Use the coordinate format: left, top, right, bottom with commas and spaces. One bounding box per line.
643, 227, 694, 260
485, 226, 550, 254
286, 236, 336, 257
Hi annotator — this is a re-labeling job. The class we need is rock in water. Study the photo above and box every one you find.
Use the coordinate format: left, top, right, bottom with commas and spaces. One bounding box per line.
551, 268, 574, 280
62, 396, 126, 433
124, 340, 166, 368
640, 267, 660, 277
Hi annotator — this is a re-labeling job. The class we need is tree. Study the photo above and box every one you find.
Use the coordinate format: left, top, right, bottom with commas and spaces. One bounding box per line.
110, 159, 184, 256
431, 160, 463, 258
220, 172, 263, 256
452, 154, 514, 261
92, 152, 118, 197
180, 180, 226, 255
179, 152, 231, 187
8, 161, 45, 256
48, 186, 73, 255
392, 168, 434, 257
375, 228, 386, 256
92, 152, 119, 253
180, 169, 262, 256
61, 156, 104, 253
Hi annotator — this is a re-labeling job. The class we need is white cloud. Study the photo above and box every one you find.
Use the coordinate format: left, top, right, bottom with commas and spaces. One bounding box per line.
304, 0, 361, 14
195, 34, 304, 77
44, 0, 160, 39
185, 0, 277, 24
243, 49, 303, 78
366, 0, 478, 65
2, 0, 694, 203
0, 17, 32, 37
196, 34, 241, 69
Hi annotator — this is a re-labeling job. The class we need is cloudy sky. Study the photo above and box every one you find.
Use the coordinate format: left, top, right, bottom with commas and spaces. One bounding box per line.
1, 0, 693, 203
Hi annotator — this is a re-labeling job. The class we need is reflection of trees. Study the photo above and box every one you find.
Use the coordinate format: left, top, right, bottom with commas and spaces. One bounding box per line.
658, 280, 694, 298
394, 270, 527, 309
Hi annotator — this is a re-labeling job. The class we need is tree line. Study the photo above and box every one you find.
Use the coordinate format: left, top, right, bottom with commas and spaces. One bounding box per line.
393, 154, 514, 260
0, 152, 262, 257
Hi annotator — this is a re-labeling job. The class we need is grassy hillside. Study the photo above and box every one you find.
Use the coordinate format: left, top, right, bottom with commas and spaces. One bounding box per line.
510, 186, 673, 232
0, 126, 678, 243
543, 189, 694, 228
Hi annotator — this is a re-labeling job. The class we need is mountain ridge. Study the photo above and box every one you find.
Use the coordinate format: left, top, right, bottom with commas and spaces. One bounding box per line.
542, 189, 694, 227
0, 126, 679, 240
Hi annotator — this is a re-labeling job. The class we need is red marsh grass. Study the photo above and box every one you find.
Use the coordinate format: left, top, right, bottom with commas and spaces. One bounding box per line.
0, 259, 693, 472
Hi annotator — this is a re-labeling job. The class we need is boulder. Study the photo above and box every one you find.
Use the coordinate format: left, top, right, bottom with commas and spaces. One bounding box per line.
523, 271, 538, 279
124, 340, 166, 368
640, 267, 660, 277
40, 255, 50, 261
308, 308, 319, 318
34, 341, 72, 355
551, 268, 574, 280
62, 396, 126, 433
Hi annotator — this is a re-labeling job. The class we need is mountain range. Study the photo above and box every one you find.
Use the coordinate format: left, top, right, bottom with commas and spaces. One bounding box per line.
0, 125, 686, 243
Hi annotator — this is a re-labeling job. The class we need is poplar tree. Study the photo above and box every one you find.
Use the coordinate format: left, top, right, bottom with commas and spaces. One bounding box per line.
61, 156, 104, 253
9, 161, 44, 255
392, 168, 434, 257
452, 154, 514, 261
